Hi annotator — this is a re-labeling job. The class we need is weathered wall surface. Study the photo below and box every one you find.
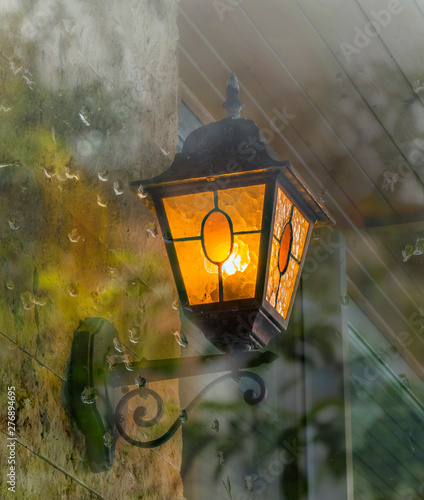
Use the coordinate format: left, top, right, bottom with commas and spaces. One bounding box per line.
0, 1, 183, 498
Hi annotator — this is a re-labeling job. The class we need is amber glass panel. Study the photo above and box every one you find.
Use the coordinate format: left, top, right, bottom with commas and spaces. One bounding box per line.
266, 237, 280, 307
273, 188, 292, 240
203, 210, 233, 264
163, 191, 215, 239
276, 258, 299, 318
291, 207, 309, 261
218, 185, 265, 233
174, 240, 218, 305
223, 233, 260, 301
266, 187, 308, 319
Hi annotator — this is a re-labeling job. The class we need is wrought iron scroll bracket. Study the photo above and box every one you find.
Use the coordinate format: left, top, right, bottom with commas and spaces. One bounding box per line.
113, 370, 268, 448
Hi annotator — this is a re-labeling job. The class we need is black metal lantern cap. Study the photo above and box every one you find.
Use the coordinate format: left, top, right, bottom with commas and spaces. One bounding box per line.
131, 74, 334, 353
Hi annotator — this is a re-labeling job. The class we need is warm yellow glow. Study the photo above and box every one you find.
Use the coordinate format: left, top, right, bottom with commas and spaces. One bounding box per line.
163, 185, 265, 304
175, 240, 218, 305
223, 234, 260, 301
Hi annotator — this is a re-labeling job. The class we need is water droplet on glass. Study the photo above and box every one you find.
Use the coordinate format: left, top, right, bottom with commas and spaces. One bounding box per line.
341, 294, 349, 307
65, 166, 79, 180
173, 330, 188, 348
163, 230, 172, 243
32, 291, 47, 306
81, 386, 98, 404
244, 475, 255, 492
128, 327, 141, 344
413, 237, 424, 256
399, 373, 410, 388
336, 331, 342, 340
21, 291, 34, 310
106, 354, 120, 370
68, 283, 79, 297
103, 432, 114, 448
6, 280, 14, 290
145, 223, 158, 238
318, 189, 327, 203
135, 376, 146, 388
43, 164, 56, 180
402, 243, 415, 262
312, 231, 320, 242
98, 170, 109, 182
172, 299, 179, 311
137, 185, 148, 199
211, 418, 219, 432
122, 353, 135, 371
113, 337, 124, 353
68, 228, 80, 243
8, 218, 21, 230
79, 110, 90, 127
113, 180, 124, 195
217, 451, 225, 465
179, 409, 188, 422
97, 194, 108, 208
382, 170, 399, 192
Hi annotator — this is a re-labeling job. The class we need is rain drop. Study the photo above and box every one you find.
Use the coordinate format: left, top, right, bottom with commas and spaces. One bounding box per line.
81, 386, 98, 404
173, 330, 188, 348
244, 475, 255, 493
179, 409, 188, 422
8, 218, 21, 230
128, 327, 141, 344
122, 353, 135, 371
399, 373, 410, 389
341, 294, 349, 307
135, 376, 146, 388
103, 432, 114, 448
65, 166, 79, 180
211, 418, 220, 432
217, 451, 226, 466
98, 170, 110, 182
79, 110, 90, 126
32, 291, 47, 306
97, 194, 108, 208
6, 280, 14, 290
137, 185, 148, 199
21, 292, 34, 310
43, 165, 56, 179
113, 337, 124, 353
68, 228, 80, 243
172, 299, 179, 311
145, 223, 158, 238
402, 243, 414, 262
106, 354, 120, 370
113, 180, 124, 195
68, 283, 79, 297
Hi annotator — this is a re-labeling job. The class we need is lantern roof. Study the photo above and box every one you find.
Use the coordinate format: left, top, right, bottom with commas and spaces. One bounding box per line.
131, 74, 334, 228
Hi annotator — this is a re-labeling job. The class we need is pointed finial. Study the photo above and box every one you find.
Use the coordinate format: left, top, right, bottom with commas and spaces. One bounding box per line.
223, 72, 244, 119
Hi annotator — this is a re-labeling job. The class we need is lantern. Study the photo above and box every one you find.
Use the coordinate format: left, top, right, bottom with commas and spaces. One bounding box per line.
132, 74, 333, 352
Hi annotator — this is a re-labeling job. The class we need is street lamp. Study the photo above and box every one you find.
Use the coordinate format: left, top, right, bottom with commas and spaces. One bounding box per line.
131, 73, 332, 352
66, 74, 333, 473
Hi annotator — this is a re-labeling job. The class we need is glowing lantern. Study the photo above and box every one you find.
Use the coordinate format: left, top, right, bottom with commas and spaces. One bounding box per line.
132, 74, 333, 352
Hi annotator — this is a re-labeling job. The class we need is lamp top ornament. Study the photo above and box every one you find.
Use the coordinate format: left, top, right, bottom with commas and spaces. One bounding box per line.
223, 72, 244, 119
132, 73, 331, 229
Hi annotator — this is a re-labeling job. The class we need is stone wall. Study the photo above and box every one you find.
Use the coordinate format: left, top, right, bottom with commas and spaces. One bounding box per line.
0, 1, 183, 498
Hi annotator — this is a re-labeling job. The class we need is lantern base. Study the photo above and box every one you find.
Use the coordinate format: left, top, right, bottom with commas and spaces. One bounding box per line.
182, 303, 283, 353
